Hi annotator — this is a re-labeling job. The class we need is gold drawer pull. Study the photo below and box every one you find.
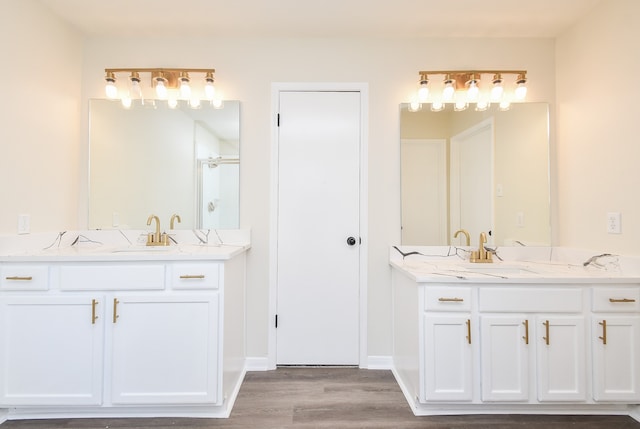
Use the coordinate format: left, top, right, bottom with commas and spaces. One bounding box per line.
113, 298, 120, 323
180, 274, 205, 279
599, 320, 607, 345
609, 298, 636, 303
466, 319, 472, 344
522, 320, 529, 345
543, 320, 550, 345
438, 297, 464, 302
91, 299, 99, 325
5, 276, 33, 281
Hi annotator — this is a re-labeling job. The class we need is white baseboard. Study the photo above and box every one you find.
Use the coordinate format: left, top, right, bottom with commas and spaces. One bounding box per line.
245, 356, 270, 371
247, 356, 392, 371
365, 356, 393, 370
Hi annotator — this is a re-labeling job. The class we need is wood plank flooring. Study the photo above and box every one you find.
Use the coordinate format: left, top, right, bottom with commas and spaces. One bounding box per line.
3, 367, 640, 428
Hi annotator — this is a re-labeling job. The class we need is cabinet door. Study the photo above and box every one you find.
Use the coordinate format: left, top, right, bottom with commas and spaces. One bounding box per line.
592, 316, 640, 401
110, 294, 220, 404
0, 295, 104, 406
422, 315, 473, 402
536, 315, 586, 401
480, 315, 529, 401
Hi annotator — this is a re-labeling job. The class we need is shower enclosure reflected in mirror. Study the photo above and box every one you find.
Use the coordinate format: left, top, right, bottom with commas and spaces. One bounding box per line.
88, 99, 240, 230
400, 102, 550, 247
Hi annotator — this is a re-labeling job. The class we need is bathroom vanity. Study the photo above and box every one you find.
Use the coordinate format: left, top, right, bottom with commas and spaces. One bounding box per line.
0, 230, 249, 423
390, 246, 640, 421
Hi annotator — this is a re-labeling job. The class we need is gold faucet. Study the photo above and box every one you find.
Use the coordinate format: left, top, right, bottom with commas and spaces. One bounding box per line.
170, 214, 181, 229
453, 229, 470, 246
469, 232, 493, 263
146, 214, 168, 246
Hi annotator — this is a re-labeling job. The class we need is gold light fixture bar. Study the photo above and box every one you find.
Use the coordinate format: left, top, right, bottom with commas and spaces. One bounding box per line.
105, 68, 215, 90
411, 70, 528, 112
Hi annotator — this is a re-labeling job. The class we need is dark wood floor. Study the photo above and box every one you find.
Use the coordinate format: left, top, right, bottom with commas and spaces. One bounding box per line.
3, 367, 640, 428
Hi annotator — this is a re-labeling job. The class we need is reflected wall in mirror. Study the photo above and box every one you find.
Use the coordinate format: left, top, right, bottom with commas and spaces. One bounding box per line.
400, 103, 550, 247
89, 99, 240, 230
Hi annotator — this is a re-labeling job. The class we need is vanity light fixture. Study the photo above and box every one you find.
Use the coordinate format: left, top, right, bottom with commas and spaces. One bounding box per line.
103, 68, 222, 109
411, 70, 528, 112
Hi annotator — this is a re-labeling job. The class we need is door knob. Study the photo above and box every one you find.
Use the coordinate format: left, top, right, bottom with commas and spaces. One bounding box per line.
347, 237, 358, 246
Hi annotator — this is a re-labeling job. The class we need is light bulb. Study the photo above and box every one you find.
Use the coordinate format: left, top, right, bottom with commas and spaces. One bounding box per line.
205, 80, 215, 100
475, 99, 489, 111
179, 72, 191, 99
430, 101, 444, 112
105, 71, 118, 99
155, 79, 167, 99
466, 81, 479, 102
491, 74, 503, 101
418, 79, 430, 102
442, 81, 455, 102
515, 82, 527, 100
121, 97, 132, 109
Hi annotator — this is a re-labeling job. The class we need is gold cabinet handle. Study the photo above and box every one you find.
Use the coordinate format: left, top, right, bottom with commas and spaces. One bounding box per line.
438, 297, 464, 302
599, 320, 607, 345
543, 320, 550, 345
91, 299, 99, 325
5, 276, 33, 281
466, 319, 471, 344
113, 298, 120, 323
179, 274, 205, 279
609, 298, 636, 303
522, 319, 529, 345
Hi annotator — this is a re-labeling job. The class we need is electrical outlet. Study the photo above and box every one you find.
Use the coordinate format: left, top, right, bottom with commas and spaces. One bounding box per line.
607, 212, 621, 234
516, 211, 525, 228
17, 214, 30, 234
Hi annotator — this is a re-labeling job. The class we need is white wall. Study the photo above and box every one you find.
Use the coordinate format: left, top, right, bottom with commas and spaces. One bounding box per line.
0, 0, 83, 233
1, 1, 556, 359
79, 37, 555, 360
556, 0, 640, 255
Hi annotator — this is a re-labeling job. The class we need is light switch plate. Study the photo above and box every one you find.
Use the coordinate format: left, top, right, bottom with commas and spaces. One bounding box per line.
17, 214, 30, 234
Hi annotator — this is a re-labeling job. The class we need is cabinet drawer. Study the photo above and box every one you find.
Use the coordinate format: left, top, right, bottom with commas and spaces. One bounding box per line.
170, 263, 220, 290
592, 287, 640, 312
59, 264, 165, 290
479, 287, 583, 313
424, 287, 472, 312
0, 264, 49, 291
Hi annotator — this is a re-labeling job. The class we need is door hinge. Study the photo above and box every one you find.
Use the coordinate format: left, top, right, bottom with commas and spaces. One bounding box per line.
277, 113, 280, 127
275, 314, 278, 328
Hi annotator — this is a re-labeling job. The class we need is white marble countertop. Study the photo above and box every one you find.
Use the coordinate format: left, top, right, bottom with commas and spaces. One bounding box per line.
0, 229, 250, 262
390, 245, 640, 284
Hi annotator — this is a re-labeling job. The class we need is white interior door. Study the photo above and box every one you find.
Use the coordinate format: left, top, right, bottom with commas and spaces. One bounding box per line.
276, 91, 361, 365
450, 119, 494, 246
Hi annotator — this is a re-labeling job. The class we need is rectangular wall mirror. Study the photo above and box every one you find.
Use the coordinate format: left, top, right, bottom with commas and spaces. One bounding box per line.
400, 102, 550, 247
88, 99, 240, 230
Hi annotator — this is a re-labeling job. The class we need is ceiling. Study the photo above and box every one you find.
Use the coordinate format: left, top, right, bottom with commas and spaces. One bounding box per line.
36, 0, 600, 39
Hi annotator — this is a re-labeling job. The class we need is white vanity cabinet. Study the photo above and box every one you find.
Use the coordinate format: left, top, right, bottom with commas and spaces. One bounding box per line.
421, 287, 474, 402
479, 287, 586, 403
0, 294, 105, 406
0, 250, 247, 420
591, 287, 640, 402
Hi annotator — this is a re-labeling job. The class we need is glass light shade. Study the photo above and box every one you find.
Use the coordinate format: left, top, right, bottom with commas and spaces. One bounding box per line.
490, 82, 504, 101
167, 98, 178, 109
155, 80, 168, 99
205, 81, 216, 100
179, 80, 191, 99
430, 101, 444, 112
212, 97, 224, 109
121, 97, 132, 109
442, 82, 455, 102
105, 81, 118, 99
515, 83, 527, 100
475, 99, 490, 111
418, 84, 429, 102
454, 99, 468, 111
408, 99, 422, 112
129, 80, 142, 100
499, 100, 511, 111
466, 81, 479, 102
189, 98, 201, 109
